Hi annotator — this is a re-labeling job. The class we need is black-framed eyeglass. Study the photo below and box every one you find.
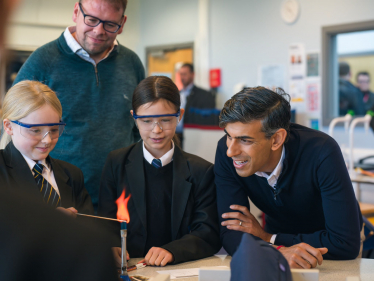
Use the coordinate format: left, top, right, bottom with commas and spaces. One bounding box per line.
79, 3, 122, 33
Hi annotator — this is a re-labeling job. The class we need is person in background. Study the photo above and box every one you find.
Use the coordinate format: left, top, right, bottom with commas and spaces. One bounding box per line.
99, 76, 221, 267
0, 1, 118, 280
215, 87, 363, 268
339, 62, 365, 116
356, 71, 374, 112
176, 63, 216, 147
13, 0, 145, 210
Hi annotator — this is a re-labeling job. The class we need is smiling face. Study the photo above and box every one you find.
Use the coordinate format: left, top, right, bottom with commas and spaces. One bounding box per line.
225, 120, 284, 178
72, 0, 126, 62
132, 99, 184, 159
4, 104, 60, 161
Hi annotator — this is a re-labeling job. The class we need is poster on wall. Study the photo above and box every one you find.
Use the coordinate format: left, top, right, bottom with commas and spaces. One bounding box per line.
258, 64, 286, 90
306, 77, 321, 113
307, 53, 319, 77
289, 43, 306, 105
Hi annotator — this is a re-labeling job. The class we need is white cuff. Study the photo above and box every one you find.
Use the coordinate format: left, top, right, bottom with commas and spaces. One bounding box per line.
270, 234, 277, 244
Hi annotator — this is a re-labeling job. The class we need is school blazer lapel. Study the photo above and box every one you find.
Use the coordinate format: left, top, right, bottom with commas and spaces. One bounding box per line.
171, 146, 192, 240
3, 142, 40, 195
49, 157, 74, 208
126, 142, 147, 231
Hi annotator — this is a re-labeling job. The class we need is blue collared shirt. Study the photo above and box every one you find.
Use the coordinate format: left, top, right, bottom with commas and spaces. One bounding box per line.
63, 26, 118, 66
176, 83, 194, 133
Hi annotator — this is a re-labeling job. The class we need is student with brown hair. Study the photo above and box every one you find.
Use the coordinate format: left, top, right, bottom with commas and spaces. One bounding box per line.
98, 76, 221, 267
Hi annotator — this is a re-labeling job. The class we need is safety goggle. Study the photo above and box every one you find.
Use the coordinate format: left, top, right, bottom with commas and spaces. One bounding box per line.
133, 110, 180, 131
11, 120, 66, 141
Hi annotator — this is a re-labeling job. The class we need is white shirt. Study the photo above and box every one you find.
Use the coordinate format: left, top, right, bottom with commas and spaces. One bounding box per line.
254, 146, 285, 244
21, 154, 60, 196
142, 141, 174, 167
176, 83, 194, 133
255, 146, 285, 189
63, 26, 118, 66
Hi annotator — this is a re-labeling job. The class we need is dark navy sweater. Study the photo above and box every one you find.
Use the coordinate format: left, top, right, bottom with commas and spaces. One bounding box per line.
14, 33, 145, 207
215, 123, 362, 260
144, 160, 173, 256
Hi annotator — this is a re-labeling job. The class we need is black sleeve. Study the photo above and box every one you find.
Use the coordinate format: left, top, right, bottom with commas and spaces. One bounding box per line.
74, 168, 94, 215
98, 152, 121, 246
162, 165, 221, 264
275, 138, 362, 260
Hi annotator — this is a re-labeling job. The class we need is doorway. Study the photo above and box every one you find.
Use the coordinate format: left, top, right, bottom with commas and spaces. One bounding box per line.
146, 43, 193, 90
322, 20, 374, 126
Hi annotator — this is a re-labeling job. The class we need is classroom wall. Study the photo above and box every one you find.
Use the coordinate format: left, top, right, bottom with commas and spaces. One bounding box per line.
136, 0, 199, 65
6, 0, 141, 53
135, 0, 374, 149
6, 0, 374, 149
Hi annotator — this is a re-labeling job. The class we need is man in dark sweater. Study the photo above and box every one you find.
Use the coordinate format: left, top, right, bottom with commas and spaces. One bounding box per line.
215, 87, 362, 269
14, 0, 145, 209
339, 62, 365, 116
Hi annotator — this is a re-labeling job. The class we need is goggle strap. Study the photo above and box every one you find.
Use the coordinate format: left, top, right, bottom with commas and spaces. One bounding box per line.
11, 120, 66, 128
133, 110, 180, 120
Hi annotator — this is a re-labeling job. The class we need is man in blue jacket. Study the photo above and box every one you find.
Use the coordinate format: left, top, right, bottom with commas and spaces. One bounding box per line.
215, 87, 362, 268
14, 0, 144, 209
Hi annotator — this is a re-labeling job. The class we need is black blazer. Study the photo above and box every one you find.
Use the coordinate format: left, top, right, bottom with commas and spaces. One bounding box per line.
0, 142, 93, 215
184, 85, 216, 125
98, 141, 221, 264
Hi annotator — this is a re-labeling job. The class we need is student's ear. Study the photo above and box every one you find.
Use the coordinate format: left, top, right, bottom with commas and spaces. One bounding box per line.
130, 110, 134, 117
179, 108, 185, 121
3, 119, 13, 136
270, 128, 287, 151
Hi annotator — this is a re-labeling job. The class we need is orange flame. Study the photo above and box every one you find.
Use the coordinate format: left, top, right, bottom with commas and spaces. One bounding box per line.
116, 189, 131, 223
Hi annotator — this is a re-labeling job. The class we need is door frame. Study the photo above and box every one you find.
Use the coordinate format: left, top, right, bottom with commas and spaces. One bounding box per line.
321, 20, 374, 126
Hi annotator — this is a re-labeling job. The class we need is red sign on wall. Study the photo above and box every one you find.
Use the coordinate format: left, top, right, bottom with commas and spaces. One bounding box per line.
210, 68, 221, 88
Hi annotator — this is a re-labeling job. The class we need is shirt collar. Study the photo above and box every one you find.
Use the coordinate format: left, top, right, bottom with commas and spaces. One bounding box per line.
182, 83, 194, 92
143, 141, 174, 167
64, 26, 118, 56
21, 153, 51, 172
255, 145, 285, 188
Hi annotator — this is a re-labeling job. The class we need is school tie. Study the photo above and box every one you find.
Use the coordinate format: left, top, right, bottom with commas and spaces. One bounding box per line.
152, 158, 162, 168
33, 163, 61, 207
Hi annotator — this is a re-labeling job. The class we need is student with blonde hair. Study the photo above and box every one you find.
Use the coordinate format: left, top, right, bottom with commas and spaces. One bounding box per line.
0, 80, 93, 215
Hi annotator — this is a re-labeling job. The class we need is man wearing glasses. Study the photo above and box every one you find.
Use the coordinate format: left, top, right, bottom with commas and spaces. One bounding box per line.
14, 0, 145, 210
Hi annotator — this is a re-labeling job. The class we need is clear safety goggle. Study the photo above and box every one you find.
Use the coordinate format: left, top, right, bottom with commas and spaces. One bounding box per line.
11, 120, 66, 141
133, 110, 180, 131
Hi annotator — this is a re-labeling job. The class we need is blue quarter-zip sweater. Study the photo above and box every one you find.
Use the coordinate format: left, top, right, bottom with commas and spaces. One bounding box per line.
215, 123, 362, 260
14, 33, 145, 208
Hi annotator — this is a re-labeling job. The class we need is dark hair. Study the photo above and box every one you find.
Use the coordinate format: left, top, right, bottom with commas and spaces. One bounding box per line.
219, 87, 291, 141
80, 0, 128, 13
181, 63, 194, 73
339, 62, 350, 76
356, 71, 370, 81
132, 76, 181, 146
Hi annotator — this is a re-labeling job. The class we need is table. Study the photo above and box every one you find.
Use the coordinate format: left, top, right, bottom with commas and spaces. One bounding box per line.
350, 172, 374, 201
128, 256, 374, 281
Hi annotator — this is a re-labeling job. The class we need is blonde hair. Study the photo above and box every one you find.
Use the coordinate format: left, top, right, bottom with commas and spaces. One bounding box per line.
0, 81, 62, 149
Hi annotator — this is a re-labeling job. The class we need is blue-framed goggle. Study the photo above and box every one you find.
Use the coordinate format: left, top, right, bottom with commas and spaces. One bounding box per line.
11, 120, 66, 141
132, 110, 180, 119
132, 110, 181, 131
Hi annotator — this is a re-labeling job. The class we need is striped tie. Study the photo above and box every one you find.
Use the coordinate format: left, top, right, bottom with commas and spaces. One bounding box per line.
33, 163, 61, 207
152, 158, 162, 168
